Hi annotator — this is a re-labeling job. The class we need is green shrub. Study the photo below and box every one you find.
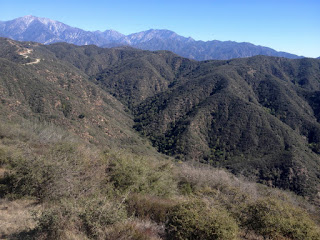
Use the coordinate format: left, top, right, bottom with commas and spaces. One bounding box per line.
4, 143, 105, 201
6, 155, 58, 200
107, 152, 177, 196
166, 200, 239, 240
126, 194, 176, 223
80, 197, 127, 238
178, 181, 194, 195
35, 197, 127, 240
0, 147, 8, 166
35, 201, 81, 240
242, 198, 320, 240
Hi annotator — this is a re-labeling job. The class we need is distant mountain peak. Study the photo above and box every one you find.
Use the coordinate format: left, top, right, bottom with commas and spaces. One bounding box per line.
13, 15, 37, 28
21, 15, 36, 19
18, 15, 57, 26
103, 29, 125, 36
8, 15, 69, 37
20, 15, 37, 21
126, 29, 195, 45
106, 29, 121, 33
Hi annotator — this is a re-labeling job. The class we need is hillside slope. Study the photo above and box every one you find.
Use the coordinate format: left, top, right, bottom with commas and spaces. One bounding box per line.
84, 49, 320, 196
129, 56, 320, 195
1, 38, 320, 197
0, 38, 151, 152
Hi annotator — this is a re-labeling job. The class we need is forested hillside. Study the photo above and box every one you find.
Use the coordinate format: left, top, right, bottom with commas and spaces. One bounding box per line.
0, 38, 320, 239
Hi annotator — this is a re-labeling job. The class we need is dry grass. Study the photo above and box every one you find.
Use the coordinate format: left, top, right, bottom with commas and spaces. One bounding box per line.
105, 219, 164, 240
0, 199, 40, 239
175, 162, 320, 221
177, 162, 259, 199
126, 194, 177, 223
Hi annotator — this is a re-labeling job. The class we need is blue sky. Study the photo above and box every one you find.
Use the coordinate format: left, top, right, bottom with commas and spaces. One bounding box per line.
1, 0, 319, 57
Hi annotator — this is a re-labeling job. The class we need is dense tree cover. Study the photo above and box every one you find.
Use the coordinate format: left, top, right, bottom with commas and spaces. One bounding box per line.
131, 56, 320, 196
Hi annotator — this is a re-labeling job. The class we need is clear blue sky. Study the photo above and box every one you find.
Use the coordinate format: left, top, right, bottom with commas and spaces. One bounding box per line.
1, 0, 319, 57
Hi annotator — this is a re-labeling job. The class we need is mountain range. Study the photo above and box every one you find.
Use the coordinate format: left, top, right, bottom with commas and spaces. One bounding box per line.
0, 15, 304, 60
1, 13, 320, 239
0, 37, 320, 197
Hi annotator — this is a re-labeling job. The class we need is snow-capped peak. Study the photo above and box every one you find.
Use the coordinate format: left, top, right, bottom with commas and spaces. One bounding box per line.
19, 15, 63, 27
19, 15, 37, 27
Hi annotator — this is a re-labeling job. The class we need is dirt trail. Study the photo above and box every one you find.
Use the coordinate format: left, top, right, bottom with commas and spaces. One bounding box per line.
25, 58, 41, 65
6, 39, 41, 65
18, 48, 41, 65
